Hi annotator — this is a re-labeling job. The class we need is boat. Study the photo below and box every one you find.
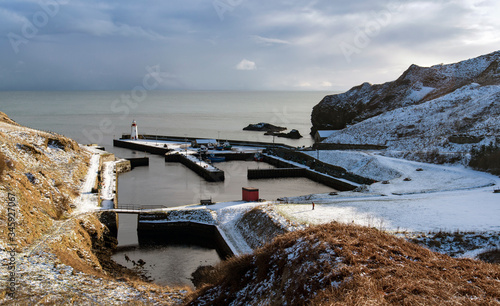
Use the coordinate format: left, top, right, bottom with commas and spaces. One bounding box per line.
208, 154, 225, 163
223, 141, 232, 150
198, 145, 208, 154
215, 142, 224, 151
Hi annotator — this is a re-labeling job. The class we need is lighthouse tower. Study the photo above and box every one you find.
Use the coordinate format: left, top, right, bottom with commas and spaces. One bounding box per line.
130, 120, 139, 140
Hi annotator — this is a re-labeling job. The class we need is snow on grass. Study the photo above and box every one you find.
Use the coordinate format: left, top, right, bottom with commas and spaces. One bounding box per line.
0, 250, 185, 305
406, 83, 435, 102
270, 150, 500, 258
275, 151, 500, 232
305, 150, 401, 181
275, 187, 500, 233
305, 150, 497, 194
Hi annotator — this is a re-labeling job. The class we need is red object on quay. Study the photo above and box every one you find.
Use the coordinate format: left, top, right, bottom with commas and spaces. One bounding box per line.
242, 187, 259, 202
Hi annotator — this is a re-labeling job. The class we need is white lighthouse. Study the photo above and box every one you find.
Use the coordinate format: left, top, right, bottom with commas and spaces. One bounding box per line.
130, 120, 139, 140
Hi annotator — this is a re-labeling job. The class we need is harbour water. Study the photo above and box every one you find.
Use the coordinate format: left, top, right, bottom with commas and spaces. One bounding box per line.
1, 90, 335, 288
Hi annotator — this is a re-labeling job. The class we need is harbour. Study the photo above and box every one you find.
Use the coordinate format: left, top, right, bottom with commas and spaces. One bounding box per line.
101, 123, 366, 287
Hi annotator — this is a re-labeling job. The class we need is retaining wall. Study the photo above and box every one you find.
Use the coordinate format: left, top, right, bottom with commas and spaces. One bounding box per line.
247, 168, 306, 179
267, 148, 375, 185
248, 158, 359, 191
137, 220, 234, 259
126, 157, 149, 168
115, 159, 132, 174
313, 143, 387, 150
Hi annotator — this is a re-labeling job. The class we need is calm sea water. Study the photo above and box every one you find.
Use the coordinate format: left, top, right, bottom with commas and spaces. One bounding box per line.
0, 91, 331, 148
0, 90, 334, 288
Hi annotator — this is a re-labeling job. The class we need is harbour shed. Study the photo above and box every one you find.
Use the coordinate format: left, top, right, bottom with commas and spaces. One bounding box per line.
242, 187, 259, 202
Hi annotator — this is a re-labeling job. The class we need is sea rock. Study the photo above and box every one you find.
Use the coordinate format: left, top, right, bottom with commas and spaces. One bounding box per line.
265, 129, 303, 139
243, 122, 287, 132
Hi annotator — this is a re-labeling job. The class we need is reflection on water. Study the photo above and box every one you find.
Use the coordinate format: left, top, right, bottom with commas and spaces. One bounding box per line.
114, 152, 335, 288
112, 244, 220, 288
117, 155, 335, 208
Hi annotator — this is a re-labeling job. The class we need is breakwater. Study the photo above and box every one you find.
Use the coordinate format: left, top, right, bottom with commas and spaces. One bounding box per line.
248, 155, 360, 191
120, 134, 295, 150
113, 139, 172, 155
165, 153, 225, 182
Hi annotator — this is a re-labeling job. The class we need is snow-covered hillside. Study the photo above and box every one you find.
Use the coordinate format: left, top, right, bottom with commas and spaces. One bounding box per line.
312, 50, 500, 162
323, 83, 500, 153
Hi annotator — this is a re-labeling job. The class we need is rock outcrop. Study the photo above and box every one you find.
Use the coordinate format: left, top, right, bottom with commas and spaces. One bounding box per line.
243, 122, 287, 132
264, 129, 303, 139
311, 50, 500, 135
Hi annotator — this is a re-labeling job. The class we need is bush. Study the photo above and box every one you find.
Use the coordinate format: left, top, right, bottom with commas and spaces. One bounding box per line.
469, 144, 500, 175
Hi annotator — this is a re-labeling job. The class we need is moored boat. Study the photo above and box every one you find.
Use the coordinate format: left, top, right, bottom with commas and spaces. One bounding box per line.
208, 154, 225, 162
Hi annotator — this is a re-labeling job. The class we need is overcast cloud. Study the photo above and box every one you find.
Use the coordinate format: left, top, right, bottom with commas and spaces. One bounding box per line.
0, 0, 499, 91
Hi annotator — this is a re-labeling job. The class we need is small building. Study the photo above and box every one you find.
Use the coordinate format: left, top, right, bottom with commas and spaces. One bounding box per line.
131, 120, 139, 140
192, 139, 217, 148
242, 187, 259, 202
314, 130, 336, 143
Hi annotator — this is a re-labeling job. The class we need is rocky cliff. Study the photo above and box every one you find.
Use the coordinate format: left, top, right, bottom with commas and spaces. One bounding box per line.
311, 51, 500, 161
312, 51, 500, 133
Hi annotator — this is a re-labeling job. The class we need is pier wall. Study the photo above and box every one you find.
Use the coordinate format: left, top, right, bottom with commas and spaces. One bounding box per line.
126, 157, 149, 168
113, 139, 171, 155
165, 153, 225, 182
138, 220, 234, 259
208, 152, 255, 161
120, 134, 295, 150
247, 168, 306, 179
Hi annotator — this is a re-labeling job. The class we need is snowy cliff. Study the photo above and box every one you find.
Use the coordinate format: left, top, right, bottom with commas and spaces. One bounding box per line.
311, 51, 500, 160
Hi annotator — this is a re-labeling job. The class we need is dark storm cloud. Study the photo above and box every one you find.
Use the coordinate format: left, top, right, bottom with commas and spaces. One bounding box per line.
0, 0, 498, 91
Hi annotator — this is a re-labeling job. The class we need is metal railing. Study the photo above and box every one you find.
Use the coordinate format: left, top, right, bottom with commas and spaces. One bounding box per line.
115, 204, 167, 211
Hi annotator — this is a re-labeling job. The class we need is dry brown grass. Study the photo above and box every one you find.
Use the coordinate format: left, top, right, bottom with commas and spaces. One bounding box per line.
186, 222, 500, 305
0, 111, 20, 126
0, 151, 15, 182
1, 113, 188, 304
235, 207, 287, 249
0, 151, 7, 181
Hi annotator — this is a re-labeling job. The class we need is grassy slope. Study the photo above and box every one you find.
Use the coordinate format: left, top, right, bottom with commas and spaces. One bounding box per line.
0, 112, 90, 248
187, 222, 500, 305
0, 112, 186, 304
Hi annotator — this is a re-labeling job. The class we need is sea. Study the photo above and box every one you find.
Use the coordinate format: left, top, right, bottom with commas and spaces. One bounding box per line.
0, 90, 335, 287
0, 90, 331, 148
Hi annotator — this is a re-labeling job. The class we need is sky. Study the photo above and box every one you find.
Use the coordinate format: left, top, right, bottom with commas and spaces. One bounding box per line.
0, 0, 499, 91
